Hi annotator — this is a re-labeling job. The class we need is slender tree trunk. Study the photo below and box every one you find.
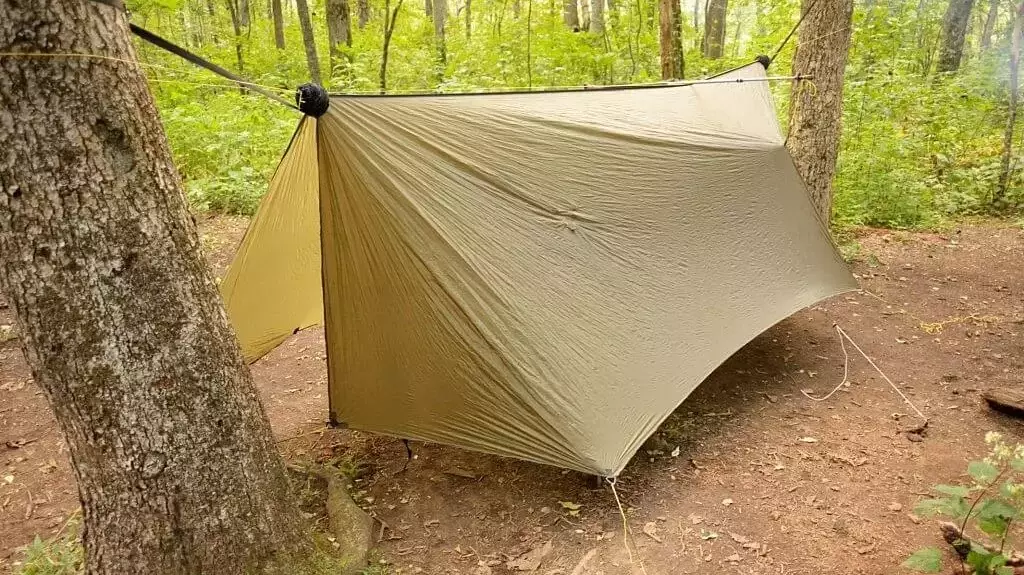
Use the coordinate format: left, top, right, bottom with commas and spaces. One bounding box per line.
358, 0, 370, 27
226, 0, 246, 91
982, 0, 999, 49
240, 0, 251, 26
466, 0, 472, 39
693, 0, 701, 49
207, 0, 216, 15
787, 0, 855, 224
996, 2, 1024, 207
590, 0, 604, 32
327, 0, 353, 80
659, 0, 675, 79
702, 0, 726, 59
672, 0, 684, 78
580, 0, 590, 30
433, 0, 447, 82
937, 0, 977, 72
380, 0, 404, 92
272, 0, 287, 48
425, 0, 432, 17
296, 0, 323, 84
564, 0, 580, 29
0, 1, 318, 573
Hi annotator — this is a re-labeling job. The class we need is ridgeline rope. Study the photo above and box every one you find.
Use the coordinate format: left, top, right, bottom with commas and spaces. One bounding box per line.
769, 0, 824, 64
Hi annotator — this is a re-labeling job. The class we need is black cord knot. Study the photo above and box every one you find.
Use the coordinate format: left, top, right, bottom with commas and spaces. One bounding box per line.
296, 83, 330, 117
755, 55, 771, 70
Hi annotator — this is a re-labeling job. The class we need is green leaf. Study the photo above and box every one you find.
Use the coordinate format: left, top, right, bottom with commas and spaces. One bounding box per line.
902, 547, 942, 573
967, 549, 999, 573
934, 484, 970, 498
976, 500, 1017, 538
996, 567, 1014, 575
968, 461, 1000, 484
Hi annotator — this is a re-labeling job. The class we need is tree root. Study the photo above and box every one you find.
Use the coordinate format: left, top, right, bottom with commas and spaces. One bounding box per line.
939, 521, 1024, 573
288, 463, 374, 575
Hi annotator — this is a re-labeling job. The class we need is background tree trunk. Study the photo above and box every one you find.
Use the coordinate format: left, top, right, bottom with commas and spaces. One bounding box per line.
240, 0, 251, 26
0, 1, 315, 573
272, 0, 287, 48
787, 0, 855, 224
358, 0, 371, 27
693, 0, 701, 49
227, 0, 246, 74
465, 0, 472, 38
425, 0, 433, 18
659, 0, 676, 79
702, 0, 727, 58
433, 0, 448, 80
981, 0, 998, 49
296, 0, 323, 83
327, 0, 353, 79
672, 0, 683, 78
937, 0, 976, 72
996, 2, 1024, 207
590, 0, 604, 33
564, 0, 579, 29
381, 0, 405, 92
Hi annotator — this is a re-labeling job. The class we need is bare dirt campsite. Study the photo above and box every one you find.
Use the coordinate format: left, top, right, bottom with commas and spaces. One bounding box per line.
2, 220, 1022, 574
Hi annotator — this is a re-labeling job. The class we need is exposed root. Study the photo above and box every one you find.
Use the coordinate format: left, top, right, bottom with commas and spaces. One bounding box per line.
288, 463, 374, 575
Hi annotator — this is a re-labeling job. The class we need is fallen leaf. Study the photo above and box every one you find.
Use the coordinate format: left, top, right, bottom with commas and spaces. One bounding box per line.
506, 540, 553, 571
729, 533, 749, 544
671, 446, 681, 458
798, 437, 819, 444
2, 475, 13, 484
559, 501, 582, 517
721, 498, 733, 506
423, 519, 440, 527
726, 554, 742, 563
688, 514, 703, 525
742, 542, 761, 551
888, 502, 903, 512
642, 522, 662, 543
700, 529, 718, 540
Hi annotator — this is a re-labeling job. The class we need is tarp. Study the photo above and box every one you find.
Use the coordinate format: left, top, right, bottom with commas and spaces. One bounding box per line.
222, 62, 857, 477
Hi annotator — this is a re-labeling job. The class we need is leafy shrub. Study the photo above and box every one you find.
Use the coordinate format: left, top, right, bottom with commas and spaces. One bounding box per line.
904, 432, 1024, 575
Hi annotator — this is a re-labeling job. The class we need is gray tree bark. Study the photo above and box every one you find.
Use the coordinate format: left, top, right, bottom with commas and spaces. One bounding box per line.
590, 0, 604, 33
564, 0, 580, 29
273, 0, 287, 48
0, 1, 317, 574
787, 0, 855, 224
996, 2, 1024, 207
327, 0, 354, 79
296, 0, 323, 84
227, 0, 246, 75
433, 0, 448, 80
702, 0, 727, 59
240, 0, 251, 26
359, 0, 371, 27
981, 0, 999, 49
937, 0, 977, 72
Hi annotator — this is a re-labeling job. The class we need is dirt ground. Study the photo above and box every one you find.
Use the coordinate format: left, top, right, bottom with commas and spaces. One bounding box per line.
1, 219, 1022, 574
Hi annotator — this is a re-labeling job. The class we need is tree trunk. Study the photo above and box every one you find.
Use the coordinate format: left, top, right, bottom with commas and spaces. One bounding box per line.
465, 0, 472, 39
227, 0, 246, 74
433, 0, 447, 80
580, 0, 590, 30
358, 0, 370, 27
702, 0, 726, 59
0, 1, 317, 573
425, 0, 432, 17
787, 0, 855, 224
937, 0, 977, 72
659, 0, 676, 79
327, 0, 353, 80
981, 0, 999, 49
590, 0, 604, 32
272, 0, 286, 48
381, 0, 405, 92
240, 0, 251, 26
672, 0, 684, 78
564, 0, 580, 30
996, 2, 1024, 208
693, 0, 701, 49
296, 0, 323, 84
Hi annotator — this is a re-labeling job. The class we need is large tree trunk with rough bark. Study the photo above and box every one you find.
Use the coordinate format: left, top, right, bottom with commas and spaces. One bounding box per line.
564, 0, 580, 29
272, 0, 287, 48
787, 0, 855, 224
937, 0, 977, 72
296, 0, 323, 83
981, 0, 999, 49
996, 2, 1024, 208
327, 0, 354, 80
702, 0, 727, 59
0, 1, 318, 574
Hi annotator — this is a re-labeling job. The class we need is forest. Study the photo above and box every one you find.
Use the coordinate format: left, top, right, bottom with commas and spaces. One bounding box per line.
3, 0, 1024, 574
134, 0, 1024, 228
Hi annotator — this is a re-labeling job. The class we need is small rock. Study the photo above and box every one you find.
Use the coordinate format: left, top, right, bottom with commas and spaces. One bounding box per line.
888, 503, 903, 512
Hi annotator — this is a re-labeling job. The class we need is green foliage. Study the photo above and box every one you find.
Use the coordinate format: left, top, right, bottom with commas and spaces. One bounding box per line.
905, 433, 1024, 574
12, 516, 83, 575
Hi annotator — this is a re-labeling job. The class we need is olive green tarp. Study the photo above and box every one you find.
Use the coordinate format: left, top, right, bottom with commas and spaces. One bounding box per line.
221, 62, 857, 477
